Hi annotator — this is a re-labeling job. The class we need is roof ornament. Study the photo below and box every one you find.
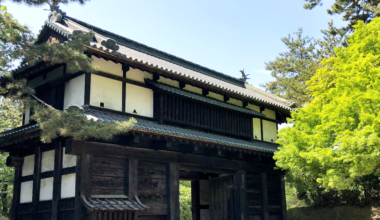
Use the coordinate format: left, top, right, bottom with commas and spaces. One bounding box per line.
47, 2, 66, 23
101, 39, 120, 51
239, 69, 250, 82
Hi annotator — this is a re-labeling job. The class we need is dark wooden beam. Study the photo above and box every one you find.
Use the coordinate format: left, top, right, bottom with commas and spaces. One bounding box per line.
202, 89, 209, 96
32, 147, 42, 220
158, 93, 164, 124
179, 81, 185, 89
51, 141, 63, 220
80, 153, 93, 198
74, 156, 82, 220
93, 71, 149, 89
234, 171, 248, 220
66, 140, 280, 174
10, 167, 21, 220
153, 72, 160, 81
84, 72, 91, 105
261, 173, 270, 220
167, 163, 180, 220
243, 101, 248, 108
191, 180, 201, 220
224, 95, 230, 102
122, 65, 127, 113
125, 158, 138, 199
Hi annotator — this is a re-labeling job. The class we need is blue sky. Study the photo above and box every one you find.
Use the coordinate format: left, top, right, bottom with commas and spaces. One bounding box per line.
4, 0, 347, 88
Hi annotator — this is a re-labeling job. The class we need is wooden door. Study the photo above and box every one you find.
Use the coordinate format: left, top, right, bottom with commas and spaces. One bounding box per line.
210, 175, 235, 220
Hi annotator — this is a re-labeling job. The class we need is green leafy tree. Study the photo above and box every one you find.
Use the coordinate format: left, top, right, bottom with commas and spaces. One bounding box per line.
275, 17, 380, 193
179, 181, 192, 220
304, 0, 380, 31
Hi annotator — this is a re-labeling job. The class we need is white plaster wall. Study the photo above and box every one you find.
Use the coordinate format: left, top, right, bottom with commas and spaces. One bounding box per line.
93, 56, 123, 77
41, 150, 55, 173
207, 92, 223, 101
64, 74, 85, 110
125, 84, 154, 117
253, 118, 261, 140
90, 75, 122, 111
24, 105, 30, 125
61, 174, 76, 199
126, 68, 152, 83
62, 147, 77, 168
184, 84, 202, 95
39, 177, 53, 201
262, 109, 276, 120
157, 77, 179, 88
22, 155, 34, 177
227, 98, 243, 107
246, 103, 260, 112
20, 181, 33, 203
263, 120, 277, 142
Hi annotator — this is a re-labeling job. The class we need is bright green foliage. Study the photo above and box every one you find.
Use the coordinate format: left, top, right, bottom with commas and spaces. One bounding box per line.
179, 181, 192, 220
304, 0, 380, 31
0, 153, 14, 217
261, 28, 321, 105
275, 17, 380, 190
0, 98, 21, 131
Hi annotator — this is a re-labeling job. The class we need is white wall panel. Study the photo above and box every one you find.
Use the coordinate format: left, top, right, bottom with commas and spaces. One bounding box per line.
125, 83, 153, 117
263, 120, 277, 142
41, 150, 55, 173
184, 84, 202, 94
20, 181, 33, 203
90, 75, 122, 111
64, 74, 85, 110
158, 77, 179, 88
22, 155, 34, 177
126, 68, 152, 83
62, 147, 77, 168
207, 92, 223, 101
61, 174, 76, 199
247, 103, 260, 112
39, 177, 53, 201
262, 109, 276, 120
253, 118, 261, 140
93, 56, 123, 77
227, 98, 243, 107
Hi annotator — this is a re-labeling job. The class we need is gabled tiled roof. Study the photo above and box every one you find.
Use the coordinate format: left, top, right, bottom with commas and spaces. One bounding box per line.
85, 108, 279, 152
35, 15, 292, 111
82, 195, 149, 211
145, 79, 265, 117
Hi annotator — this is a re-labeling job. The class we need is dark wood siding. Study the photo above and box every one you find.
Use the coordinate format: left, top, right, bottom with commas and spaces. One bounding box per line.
160, 93, 253, 139
246, 172, 263, 220
91, 156, 126, 195
138, 161, 167, 217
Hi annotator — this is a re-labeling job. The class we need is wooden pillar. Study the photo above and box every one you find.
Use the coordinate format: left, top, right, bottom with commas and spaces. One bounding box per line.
281, 174, 288, 220
234, 171, 248, 220
51, 141, 63, 220
166, 163, 179, 220
261, 173, 269, 220
81, 153, 93, 198
125, 158, 138, 199
191, 180, 200, 220
84, 72, 91, 105
10, 166, 21, 220
32, 147, 42, 220
74, 156, 83, 220
122, 64, 129, 113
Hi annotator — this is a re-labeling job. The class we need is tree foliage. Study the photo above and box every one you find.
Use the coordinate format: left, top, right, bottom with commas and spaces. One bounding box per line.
275, 17, 380, 191
304, 0, 380, 31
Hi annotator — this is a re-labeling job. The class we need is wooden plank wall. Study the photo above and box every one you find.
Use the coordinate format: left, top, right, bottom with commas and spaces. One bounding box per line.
246, 172, 263, 220
91, 156, 126, 195
138, 160, 167, 219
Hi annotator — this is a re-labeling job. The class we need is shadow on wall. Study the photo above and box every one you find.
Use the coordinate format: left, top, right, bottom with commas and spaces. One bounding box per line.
288, 206, 380, 220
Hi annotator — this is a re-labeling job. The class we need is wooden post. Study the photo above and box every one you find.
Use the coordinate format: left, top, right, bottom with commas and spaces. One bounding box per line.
122, 64, 129, 113
281, 174, 287, 220
84, 73, 91, 105
51, 141, 63, 220
166, 163, 179, 220
74, 156, 83, 220
32, 147, 42, 220
125, 158, 138, 199
10, 167, 21, 220
81, 153, 93, 198
234, 171, 248, 220
191, 180, 200, 220
261, 173, 269, 220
